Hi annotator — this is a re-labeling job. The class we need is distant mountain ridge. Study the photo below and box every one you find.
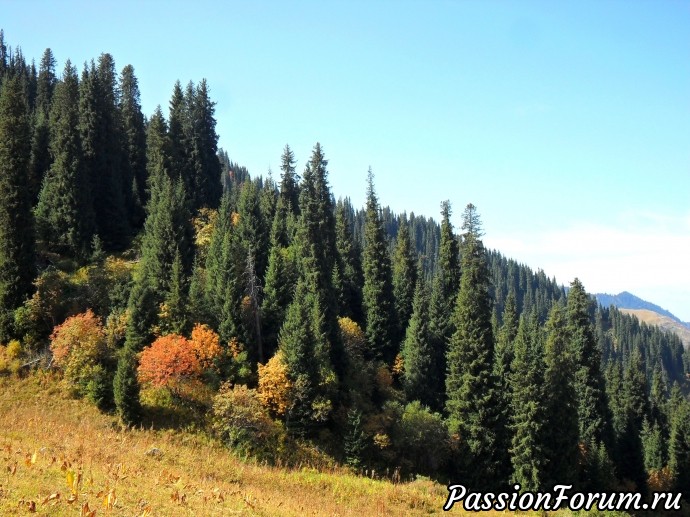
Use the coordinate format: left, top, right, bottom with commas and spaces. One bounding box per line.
595, 291, 690, 347
595, 291, 686, 325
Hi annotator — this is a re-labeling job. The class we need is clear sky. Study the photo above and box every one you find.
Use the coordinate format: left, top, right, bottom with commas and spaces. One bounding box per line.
2, 0, 689, 320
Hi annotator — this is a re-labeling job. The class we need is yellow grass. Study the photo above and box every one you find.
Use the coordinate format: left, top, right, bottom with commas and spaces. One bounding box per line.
0, 372, 492, 516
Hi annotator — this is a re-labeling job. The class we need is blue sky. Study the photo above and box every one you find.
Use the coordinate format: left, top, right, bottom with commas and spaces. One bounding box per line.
3, 0, 689, 320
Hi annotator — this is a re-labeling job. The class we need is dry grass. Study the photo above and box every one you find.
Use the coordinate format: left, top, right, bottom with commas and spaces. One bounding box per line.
0, 372, 635, 516
620, 309, 690, 348
0, 372, 478, 516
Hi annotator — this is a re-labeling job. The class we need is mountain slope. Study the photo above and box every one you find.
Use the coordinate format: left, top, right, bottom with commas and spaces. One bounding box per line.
595, 291, 685, 324
619, 308, 690, 348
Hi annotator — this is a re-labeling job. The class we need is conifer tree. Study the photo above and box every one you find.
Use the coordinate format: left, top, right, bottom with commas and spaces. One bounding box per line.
187, 79, 222, 210
401, 274, 436, 408
439, 200, 460, 299
113, 344, 141, 425
28, 48, 56, 201
119, 64, 147, 227
294, 143, 343, 375
667, 397, 690, 493
279, 143, 300, 214
279, 277, 336, 435
509, 313, 545, 491
168, 80, 188, 183
392, 215, 417, 339
541, 303, 579, 488
79, 56, 129, 249
362, 169, 396, 363
446, 204, 505, 489
568, 278, 609, 446
0, 74, 35, 341
335, 198, 363, 324
35, 60, 94, 257
235, 179, 270, 281
262, 200, 298, 358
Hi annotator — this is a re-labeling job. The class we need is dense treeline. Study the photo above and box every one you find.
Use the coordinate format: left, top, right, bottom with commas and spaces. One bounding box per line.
0, 32, 688, 499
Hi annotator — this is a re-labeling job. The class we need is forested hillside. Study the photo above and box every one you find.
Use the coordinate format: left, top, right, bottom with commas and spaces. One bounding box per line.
0, 31, 688, 502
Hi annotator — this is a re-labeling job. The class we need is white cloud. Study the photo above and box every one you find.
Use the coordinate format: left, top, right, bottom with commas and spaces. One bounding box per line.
485, 211, 690, 321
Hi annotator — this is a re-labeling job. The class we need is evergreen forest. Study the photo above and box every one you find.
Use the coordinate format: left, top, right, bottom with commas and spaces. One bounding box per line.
0, 32, 688, 499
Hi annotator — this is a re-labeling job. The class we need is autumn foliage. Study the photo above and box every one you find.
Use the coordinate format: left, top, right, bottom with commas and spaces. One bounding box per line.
137, 325, 223, 393
257, 351, 293, 417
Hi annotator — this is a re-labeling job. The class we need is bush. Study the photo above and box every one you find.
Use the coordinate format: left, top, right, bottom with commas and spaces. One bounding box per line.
49, 310, 112, 400
212, 383, 283, 461
137, 334, 201, 396
257, 351, 293, 417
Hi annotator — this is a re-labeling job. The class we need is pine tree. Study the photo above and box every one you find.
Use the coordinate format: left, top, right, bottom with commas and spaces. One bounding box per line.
401, 274, 436, 408
0, 74, 35, 341
35, 60, 94, 257
568, 278, 609, 446
668, 397, 690, 494
335, 198, 363, 324
446, 204, 505, 489
439, 200, 460, 300
168, 80, 188, 183
162, 248, 189, 335
362, 169, 397, 363
79, 56, 129, 249
279, 143, 300, 214
235, 179, 270, 282
541, 303, 579, 488
28, 48, 56, 201
113, 344, 141, 425
392, 215, 417, 339
294, 143, 343, 376
279, 277, 336, 435
119, 64, 147, 228
187, 79, 222, 210
509, 313, 545, 491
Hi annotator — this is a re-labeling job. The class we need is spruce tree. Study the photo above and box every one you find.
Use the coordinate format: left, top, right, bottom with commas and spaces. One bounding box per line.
509, 313, 545, 491
79, 56, 129, 249
113, 344, 141, 425
119, 64, 147, 228
362, 169, 397, 363
668, 397, 690, 494
0, 74, 35, 341
294, 143, 343, 375
446, 204, 505, 489
279, 143, 300, 214
335, 198, 363, 323
568, 278, 609, 445
392, 215, 417, 339
541, 303, 579, 488
28, 48, 56, 201
401, 274, 436, 408
35, 60, 94, 257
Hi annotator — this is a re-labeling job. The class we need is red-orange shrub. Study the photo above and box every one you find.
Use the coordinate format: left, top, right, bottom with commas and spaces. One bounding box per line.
137, 334, 201, 391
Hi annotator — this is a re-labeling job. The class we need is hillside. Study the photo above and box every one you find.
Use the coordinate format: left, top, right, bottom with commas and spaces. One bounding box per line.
0, 373, 451, 516
619, 309, 690, 348
596, 291, 686, 325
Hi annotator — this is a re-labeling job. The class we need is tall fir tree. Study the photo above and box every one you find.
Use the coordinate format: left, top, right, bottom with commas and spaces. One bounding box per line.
446, 204, 506, 489
279, 143, 300, 214
401, 274, 436, 408
79, 55, 129, 249
334, 198, 363, 324
35, 60, 94, 257
509, 313, 546, 491
392, 215, 417, 340
541, 303, 579, 488
0, 74, 35, 341
28, 48, 56, 201
667, 397, 690, 494
361, 169, 397, 363
119, 64, 147, 228
294, 143, 344, 376
568, 278, 610, 446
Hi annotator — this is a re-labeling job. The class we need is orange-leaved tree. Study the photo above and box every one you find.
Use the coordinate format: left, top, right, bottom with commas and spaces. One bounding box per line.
50, 309, 111, 403
189, 323, 222, 371
137, 334, 201, 395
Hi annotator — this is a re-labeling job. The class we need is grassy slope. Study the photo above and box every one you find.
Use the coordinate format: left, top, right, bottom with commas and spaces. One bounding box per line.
620, 308, 690, 348
0, 373, 491, 516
